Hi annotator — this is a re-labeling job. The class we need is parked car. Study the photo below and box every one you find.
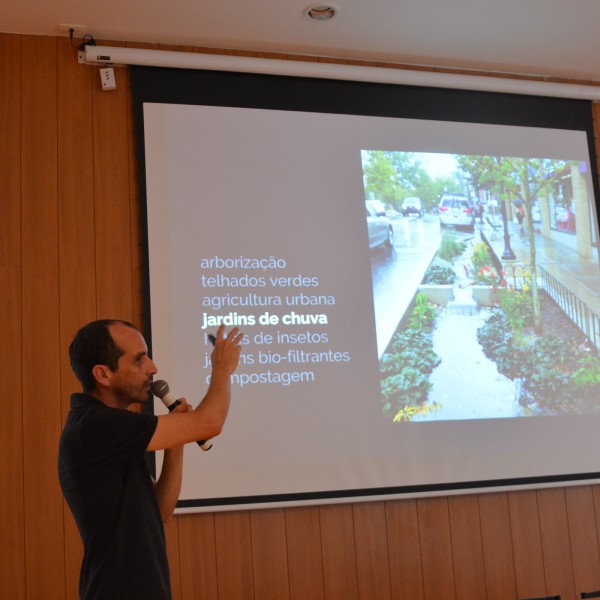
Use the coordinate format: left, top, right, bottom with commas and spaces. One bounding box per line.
367, 198, 387, 216
366, 200, 394, 249
401, 197, 424, 217
438, 194, 475, 232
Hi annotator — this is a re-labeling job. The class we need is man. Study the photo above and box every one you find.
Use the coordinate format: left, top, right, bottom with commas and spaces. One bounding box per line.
58, 319, 243, 600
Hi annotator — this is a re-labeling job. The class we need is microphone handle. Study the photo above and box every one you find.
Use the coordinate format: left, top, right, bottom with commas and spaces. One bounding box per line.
165, 398, 213, 451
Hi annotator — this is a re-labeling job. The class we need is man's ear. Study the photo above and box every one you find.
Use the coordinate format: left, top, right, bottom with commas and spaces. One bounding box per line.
91, 364, 111, 388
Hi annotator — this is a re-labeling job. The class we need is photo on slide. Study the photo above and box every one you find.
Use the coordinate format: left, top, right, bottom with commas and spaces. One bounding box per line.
363, 150, 600, 422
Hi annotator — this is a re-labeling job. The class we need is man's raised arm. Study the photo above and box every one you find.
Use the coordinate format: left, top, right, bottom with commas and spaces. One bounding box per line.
147, 325, 243, 451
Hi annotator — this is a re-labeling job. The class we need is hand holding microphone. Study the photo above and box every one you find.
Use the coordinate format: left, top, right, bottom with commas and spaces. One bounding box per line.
150, 327, 243, 452
151, 379, 213, 451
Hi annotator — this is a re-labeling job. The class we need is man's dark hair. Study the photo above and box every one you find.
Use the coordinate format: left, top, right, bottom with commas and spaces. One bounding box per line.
69, 319, 139, 393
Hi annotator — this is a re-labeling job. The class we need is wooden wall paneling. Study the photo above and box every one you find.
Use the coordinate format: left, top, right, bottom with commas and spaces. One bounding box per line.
161, 518, 182, 600
160, 44, 195, 53
215, 510, 255, 599
478, 492, 517, 600
536, 487, 576, 599
352, 500, 392, 600
249, 508, 290, 600
91, 44, 135, 320
6, 32, 600, 600
507, 489, 546, 598
193, 46, 227, 56
56, 37, 97, 600
20, 35, 65, 600
0, 32, 25, 600
319, 503, 359, 600
385, 499, 425, 600
566, 485, 600, 596
448, 494, 487, 599
417, 496, 456, 600
284, 505, 325, 600
177, 512, 219, 600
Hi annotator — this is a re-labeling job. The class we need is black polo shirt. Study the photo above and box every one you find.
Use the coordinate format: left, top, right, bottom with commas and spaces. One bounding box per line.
58, 393, 171, 600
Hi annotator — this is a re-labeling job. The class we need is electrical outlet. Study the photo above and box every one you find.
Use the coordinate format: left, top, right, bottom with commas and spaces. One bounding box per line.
99, 68, 117, 91
58, 23, 86, 37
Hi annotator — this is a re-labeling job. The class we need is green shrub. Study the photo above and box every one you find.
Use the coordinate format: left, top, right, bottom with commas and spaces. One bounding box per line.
436, 233, 466, 262
409, 291, 438, 330
471, 242, 503, 285
498, 288, 534, 334
382, 329, 441, 375
471, 242, 491, 272
476, 308, 527, 379
379, 297, 441, 421
422, 264, 456, 285
525, 336, 582, 413
572, 353, 600, 386
477, 307, 600, 415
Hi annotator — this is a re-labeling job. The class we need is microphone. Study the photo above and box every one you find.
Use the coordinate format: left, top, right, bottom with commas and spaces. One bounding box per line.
151, 379, 213, 451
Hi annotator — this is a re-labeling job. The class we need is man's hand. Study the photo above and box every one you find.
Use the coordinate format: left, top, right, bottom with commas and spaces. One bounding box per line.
211, 324, 244, 375
148, 325, 244, 452
170, 397, 192, 415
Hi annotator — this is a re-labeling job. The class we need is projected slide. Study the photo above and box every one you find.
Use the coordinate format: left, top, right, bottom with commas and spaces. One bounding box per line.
141, 97, 600, 511
363, 150, 600, 423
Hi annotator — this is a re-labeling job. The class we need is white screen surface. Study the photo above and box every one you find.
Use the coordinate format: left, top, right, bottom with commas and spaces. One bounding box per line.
142, 101, 600, 511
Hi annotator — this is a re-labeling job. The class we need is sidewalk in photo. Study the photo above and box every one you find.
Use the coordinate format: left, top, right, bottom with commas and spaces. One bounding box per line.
478, 217, 600, 314
415, 310, 519, 421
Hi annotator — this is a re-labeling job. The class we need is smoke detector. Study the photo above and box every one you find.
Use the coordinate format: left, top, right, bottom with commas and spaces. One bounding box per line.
304, 5, 338, 20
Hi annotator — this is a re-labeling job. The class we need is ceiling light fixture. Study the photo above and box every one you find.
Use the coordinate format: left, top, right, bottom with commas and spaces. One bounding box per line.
304, 5, 338, 21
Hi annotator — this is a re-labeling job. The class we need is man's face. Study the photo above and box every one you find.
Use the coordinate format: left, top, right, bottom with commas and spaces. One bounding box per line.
106, 323, 157, 407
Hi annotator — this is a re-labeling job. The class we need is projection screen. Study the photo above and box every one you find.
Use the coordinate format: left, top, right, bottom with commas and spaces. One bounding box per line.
131, 67, 600, 512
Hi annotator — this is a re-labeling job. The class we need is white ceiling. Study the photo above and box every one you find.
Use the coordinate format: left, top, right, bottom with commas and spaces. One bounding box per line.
1, 0, 600, 83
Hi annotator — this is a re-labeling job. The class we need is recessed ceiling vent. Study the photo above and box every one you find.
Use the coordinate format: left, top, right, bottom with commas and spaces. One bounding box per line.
304, 5, 338, 21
